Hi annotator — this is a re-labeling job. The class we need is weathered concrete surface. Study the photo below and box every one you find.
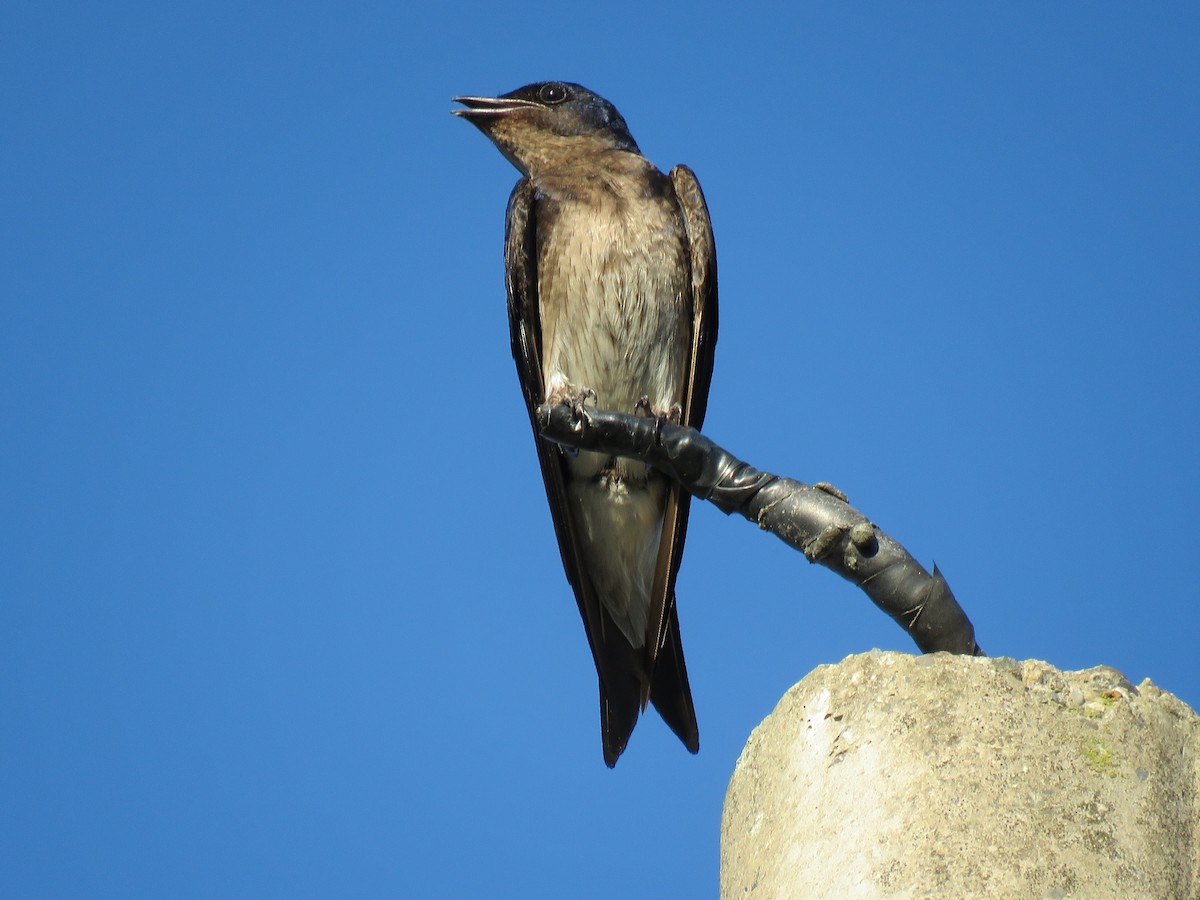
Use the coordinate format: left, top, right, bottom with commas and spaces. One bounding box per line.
721, 651, 1199, 899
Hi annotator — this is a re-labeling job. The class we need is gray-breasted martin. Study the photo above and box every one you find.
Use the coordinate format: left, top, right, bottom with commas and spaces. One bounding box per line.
454, 81, 717, 766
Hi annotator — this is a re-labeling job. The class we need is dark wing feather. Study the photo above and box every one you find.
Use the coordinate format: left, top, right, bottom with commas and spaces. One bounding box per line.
641, 166, 717, 752
504, 179, 643, 766
671, 165, 719, 430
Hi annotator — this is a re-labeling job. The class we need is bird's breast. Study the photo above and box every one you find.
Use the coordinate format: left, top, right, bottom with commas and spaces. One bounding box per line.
536, 184, 690, 430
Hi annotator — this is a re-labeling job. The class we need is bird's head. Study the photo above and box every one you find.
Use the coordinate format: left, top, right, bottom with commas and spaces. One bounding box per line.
452, 81, 640, 175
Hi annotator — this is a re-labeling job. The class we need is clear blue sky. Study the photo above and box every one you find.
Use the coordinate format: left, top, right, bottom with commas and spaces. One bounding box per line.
4, 3, 1197, 897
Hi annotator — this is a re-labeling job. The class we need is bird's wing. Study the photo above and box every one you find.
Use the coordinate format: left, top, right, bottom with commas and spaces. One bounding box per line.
642, 165, 718, 751
671, 165, 719, 430
504, 179, 642, 766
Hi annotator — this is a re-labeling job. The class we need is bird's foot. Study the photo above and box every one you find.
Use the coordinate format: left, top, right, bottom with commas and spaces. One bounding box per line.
552, 388, 597, 435
546, 374, 596, 425
634, 397, 683, 423
634, 397, 683, 444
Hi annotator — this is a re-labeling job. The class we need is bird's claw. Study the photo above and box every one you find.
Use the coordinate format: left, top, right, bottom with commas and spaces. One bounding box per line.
633, 398, 683, 444
634, 398, 683, 423
564, 389, 597, 434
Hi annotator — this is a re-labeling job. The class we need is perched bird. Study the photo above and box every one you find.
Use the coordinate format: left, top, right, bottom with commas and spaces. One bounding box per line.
453, 82, 717, 766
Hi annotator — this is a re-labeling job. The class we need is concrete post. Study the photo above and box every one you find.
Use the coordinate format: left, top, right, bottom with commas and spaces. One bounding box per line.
721, 651, 1198, 898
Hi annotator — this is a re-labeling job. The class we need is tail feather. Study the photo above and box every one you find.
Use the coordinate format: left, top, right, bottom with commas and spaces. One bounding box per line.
596, 607, 645, 768
596, 596, 699, 766
648, 602, 699, 754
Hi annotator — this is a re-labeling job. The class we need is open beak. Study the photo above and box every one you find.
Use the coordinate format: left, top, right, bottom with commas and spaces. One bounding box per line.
451, 95, 540, 121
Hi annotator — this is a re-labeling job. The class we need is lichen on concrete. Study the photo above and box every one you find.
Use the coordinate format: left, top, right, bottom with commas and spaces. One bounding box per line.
1082, 739, 1118, 777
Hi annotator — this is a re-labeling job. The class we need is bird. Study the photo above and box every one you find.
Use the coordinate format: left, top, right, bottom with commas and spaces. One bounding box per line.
452, 81, 718, 766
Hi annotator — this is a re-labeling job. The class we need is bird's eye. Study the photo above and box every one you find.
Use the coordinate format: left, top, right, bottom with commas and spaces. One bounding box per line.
538, 83, 569, 104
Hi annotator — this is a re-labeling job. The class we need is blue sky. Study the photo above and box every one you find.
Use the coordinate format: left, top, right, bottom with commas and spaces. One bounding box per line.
3, 2, 1198, 897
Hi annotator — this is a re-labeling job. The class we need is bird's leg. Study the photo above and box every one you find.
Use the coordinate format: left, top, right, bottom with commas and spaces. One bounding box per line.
634, 397, 682, 422
634, 397, 684, 443
547, 378, 598, 435
570, 388, 598, 431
